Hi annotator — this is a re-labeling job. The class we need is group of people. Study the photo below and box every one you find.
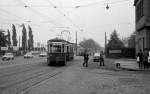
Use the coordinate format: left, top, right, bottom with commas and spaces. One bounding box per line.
137, 49, 150, 69
82, 50, 104, 67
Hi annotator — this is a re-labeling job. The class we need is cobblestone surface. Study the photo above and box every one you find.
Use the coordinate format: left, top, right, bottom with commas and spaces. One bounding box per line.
18, 56, 150, 94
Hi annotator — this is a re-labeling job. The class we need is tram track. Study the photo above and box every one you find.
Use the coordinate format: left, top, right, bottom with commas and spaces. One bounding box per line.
17, 69, 64, 94
0, 67, 53, 87
0, 65, 66, 94
0, 56, 78, 94
0, 62, 46, 78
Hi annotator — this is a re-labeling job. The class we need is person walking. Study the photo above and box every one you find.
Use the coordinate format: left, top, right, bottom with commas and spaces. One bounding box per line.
148, 51, 150, 68
83, 50, 89, 67
99, 53, 104, 66
143, 49, 149, 69
137, 49, 143, 69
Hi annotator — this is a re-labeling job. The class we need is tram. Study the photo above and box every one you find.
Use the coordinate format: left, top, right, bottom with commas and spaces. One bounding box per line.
47, 38, 74, 66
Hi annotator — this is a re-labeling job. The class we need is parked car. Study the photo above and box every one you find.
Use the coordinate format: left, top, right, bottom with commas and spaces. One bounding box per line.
2, 53, 14, 61
24, 52, 34, 58
39, 52, 47, 57
30, 51, 40, 55
93, 53, 100, 62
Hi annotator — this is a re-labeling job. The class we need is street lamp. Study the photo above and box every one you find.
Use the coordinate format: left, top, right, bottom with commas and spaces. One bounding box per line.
76, 31, 77, 56
75, 6, 80, 8
105, 32, 107, 57
75, 29, 84, 56
106, 4, 109, 10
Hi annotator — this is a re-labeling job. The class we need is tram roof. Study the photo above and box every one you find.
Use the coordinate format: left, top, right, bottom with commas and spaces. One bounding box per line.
48, 38, 69, 43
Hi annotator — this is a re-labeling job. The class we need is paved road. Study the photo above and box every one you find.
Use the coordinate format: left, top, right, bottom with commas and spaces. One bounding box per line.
0, 55, 46, 69
0, 56, 150, 94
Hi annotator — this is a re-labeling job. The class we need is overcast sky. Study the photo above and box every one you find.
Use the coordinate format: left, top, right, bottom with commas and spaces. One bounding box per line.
0, 0, 135, 47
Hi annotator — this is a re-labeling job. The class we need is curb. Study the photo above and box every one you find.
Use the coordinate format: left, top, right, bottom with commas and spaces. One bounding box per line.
119, 66, 150, 71
114, 61, 150, 71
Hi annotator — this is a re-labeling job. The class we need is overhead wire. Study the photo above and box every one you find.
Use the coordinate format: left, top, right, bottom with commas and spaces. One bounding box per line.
46, 0, 83, 32
0, 8, 27, 22
0, 0, 130, 8
0, 1, 43, 25
44, 0, 132, 31
0, 12, 16, 21
76, 0, 130, 8
0, 18, 20, 24
26, 7, 57, 25
74, 0, 106, 8
44, 0, 130, 8
13, 0, 58, 26
0, 6, 54, 30
0, 0, 133, 29
0, 11, 41, 28
107, 0, 130, 4
0, 4, 22, 7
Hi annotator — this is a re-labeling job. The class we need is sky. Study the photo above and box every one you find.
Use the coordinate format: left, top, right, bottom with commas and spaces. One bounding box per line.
0, 0, 135, 47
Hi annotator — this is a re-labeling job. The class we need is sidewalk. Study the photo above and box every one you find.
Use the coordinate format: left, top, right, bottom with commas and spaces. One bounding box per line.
115, 58, 150, 71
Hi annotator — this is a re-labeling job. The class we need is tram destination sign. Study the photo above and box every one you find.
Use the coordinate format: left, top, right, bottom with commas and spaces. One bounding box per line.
48, 42, 65, 45
1, 47, 8, 51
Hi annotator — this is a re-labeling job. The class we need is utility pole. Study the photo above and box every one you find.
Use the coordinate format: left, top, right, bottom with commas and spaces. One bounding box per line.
19, 36, 20, 50
76, 31, 77, 56
105, 32, 107, 56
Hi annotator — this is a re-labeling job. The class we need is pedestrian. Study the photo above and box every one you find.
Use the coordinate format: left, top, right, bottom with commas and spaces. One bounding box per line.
148, 51, 150, 68
137, 55, 140, 63
99, 53, 104, 66
137, 49, 143, 69
143, 49, 149, 69
83, 49, 89, 67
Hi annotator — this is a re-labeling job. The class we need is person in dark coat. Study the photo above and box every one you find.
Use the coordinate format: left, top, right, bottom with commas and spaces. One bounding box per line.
143, 49, 149, 69
83, 50, 89, 67
137, 49, 143, 69
99, 53, 104, 66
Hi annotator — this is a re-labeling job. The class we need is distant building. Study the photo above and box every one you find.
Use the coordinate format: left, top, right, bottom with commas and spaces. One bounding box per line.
128, 33, 136, 48
121, 35, 136, 48
134, 0, 150, 53
122, 38, 129, 47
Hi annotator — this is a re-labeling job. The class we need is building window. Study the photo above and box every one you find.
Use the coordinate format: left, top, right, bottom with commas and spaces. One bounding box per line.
136, 0, 144, 22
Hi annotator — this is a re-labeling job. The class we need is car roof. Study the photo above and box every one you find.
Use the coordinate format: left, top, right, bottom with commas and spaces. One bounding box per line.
26, 52, 32, 54
5, 53, 13, 55
41, 52, 46, 53
94, 53, 100, 56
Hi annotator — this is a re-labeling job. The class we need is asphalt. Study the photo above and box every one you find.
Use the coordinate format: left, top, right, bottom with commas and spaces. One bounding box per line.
1, 56, 150, 71
115, 58, 150, 71
0, 55, 46, 69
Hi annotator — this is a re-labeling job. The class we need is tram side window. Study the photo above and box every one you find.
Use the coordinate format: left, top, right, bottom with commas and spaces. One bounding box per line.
67, 46, 69, 53
63, 44, 67, 53
48, 44, 50, 52
62, 44, 65, 52
48, 44, 52, 53
70, 46, 73, 52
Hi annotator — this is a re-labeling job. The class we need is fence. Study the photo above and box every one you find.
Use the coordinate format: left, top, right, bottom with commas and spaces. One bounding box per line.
106, 48, 136, 58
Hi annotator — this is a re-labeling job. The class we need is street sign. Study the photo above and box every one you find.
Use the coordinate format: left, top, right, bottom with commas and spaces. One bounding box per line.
109, 50, 122, 54
1, 47, 8, 51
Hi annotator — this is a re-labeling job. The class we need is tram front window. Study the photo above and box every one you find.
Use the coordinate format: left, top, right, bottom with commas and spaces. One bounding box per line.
51, 45, 62, 53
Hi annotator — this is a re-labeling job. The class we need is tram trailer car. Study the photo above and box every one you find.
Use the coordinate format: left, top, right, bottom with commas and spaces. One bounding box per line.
47, 38, 74, 66
66, 42, 74, 61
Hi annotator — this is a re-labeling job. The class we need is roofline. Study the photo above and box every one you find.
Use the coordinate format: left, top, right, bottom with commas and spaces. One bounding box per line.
134, 0, 139, 6
47, 38, 73, 44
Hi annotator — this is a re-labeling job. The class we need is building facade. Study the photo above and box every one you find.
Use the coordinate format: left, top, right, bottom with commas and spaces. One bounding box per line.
134, 0, 150, 53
